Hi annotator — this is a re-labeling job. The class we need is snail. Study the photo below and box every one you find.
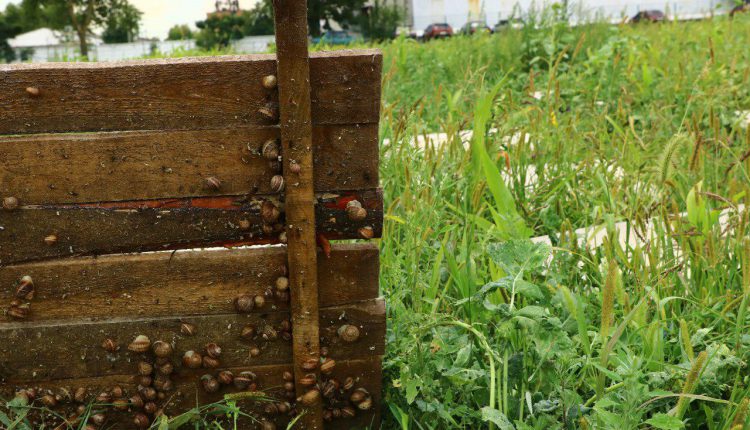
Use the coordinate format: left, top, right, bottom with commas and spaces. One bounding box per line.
275, 276, 289, 292
2, 196, 19, 211
44, 234, 58, 246
301, 358, 319, 371
182, 351, 203, 369
259, 102, 280, 121
204, 176, 222, 191
15, 276, 34, 300
261, 201, 281, 223
201, 375, 220, 393
235, 294, 254, 313
180, 323, 196, 336
205, 342, 222, 359
137, 361, 153, 376
133, 412, 150, 429
358, 226, 375, 240
152, 340, 173, 358
101, 338, 119, 353
299, 374, 317, 387
128, 335, 151, 353
217, 370, 234, 385
241, 325, 256, 340
338, 324, 361, 343
262, 139, 280, 160
262, 75, 278, 90
140, 387, 157, 401
298, 389, 321, 406
270, 175, 285, 193
347, 200, 368, 221
320, 359, 336, 375
202, 355, 220, 368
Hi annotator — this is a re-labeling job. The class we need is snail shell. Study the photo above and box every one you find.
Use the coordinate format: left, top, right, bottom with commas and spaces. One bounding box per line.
2, 196, 19, 210
338, 324, 361, 343
182, 350, 203, 369
275, 276, 289, 291
204, 176, 222, 191
358, 226, 375, 240
128, 335, 151, 353
235, 294, 254, 313
152, 340, 173, 358
261, 201, 281, 223
180, 323, 196, 336
298, 389, 321, 406
205, 342, 222, 359
15, 276, 34, 300
262, 75, 278, 90
201, 375, 220, 393
270, 175, 285, 193
320, 359, 336, 375
262, 139, 280, 160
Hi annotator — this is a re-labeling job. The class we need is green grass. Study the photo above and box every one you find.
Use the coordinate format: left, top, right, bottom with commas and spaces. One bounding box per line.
377, 13, 750, 430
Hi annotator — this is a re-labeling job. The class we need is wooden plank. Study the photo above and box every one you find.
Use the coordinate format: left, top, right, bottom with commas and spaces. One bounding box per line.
0, 190, 383, 266
0, 51, 382, 135
0, 124, 378, 205
0, 299, 385, 382
0, 357, 382, 429
273, 1, 324, 427
0, 244, 379, 322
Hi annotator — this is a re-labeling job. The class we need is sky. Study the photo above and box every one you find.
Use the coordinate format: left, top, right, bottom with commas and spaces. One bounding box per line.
0, 0, 260, 40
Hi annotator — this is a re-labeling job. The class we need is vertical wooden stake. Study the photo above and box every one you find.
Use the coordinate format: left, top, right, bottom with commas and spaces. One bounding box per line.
272, 1, 323, 429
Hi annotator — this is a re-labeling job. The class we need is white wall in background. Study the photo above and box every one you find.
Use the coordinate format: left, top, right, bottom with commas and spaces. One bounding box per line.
408, 0, 733, 30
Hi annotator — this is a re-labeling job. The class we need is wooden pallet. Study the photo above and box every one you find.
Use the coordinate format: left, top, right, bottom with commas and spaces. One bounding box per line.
0, 2, 383, 429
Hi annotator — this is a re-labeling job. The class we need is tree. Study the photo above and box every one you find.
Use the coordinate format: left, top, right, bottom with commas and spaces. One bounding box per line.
0, 11, 20, 62
101, 0, 141, 43
307, 0, 367, 37
241, 0, 274, 36
360, 0, 403, 41
195, 11, 245, 49
22, 0, 140, 58
167, 24, 193, 41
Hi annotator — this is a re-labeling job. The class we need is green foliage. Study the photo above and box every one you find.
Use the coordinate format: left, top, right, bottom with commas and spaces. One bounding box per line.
166, 24, 193, 41
195, 11, 246, 49
360, 0, 403, 41
307, 0, 367, 37
101, 0, 142, 43
193, 1, 275, 49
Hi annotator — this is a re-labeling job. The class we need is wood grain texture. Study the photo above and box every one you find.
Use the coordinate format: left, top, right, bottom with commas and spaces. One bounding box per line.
0, 357, 382, 430
0, 124, 378, 205
0, 299, 385, 382
0, 244, 379, 322
273, 1, 324, 427
0, 190, 383, 266
0, 51, 382, 135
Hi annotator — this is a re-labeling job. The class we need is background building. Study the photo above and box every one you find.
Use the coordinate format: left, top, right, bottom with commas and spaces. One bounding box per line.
394, 0, 734, 31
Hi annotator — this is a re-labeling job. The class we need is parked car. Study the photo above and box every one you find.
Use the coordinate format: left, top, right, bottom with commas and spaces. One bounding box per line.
461, 21, 493, 35
494, 18, 524, 31
730, 1, 750, 16
631, 10, 665, 23
312, 30, 357, 45
423, 23, 453, 41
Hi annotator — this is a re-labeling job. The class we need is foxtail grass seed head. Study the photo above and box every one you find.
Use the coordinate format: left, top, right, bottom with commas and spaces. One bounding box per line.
679, 319, 694, 362
674, 350, 708, 419
600, 259, 617, 339
732, 398, 749, 427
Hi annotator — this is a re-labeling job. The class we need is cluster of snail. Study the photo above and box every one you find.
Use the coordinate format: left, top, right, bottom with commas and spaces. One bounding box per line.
235, 275, 291, 314
6, 275, 34, 320
259, 74, 280, 122
12, 384, 148, 430
124, 335, 180, 428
